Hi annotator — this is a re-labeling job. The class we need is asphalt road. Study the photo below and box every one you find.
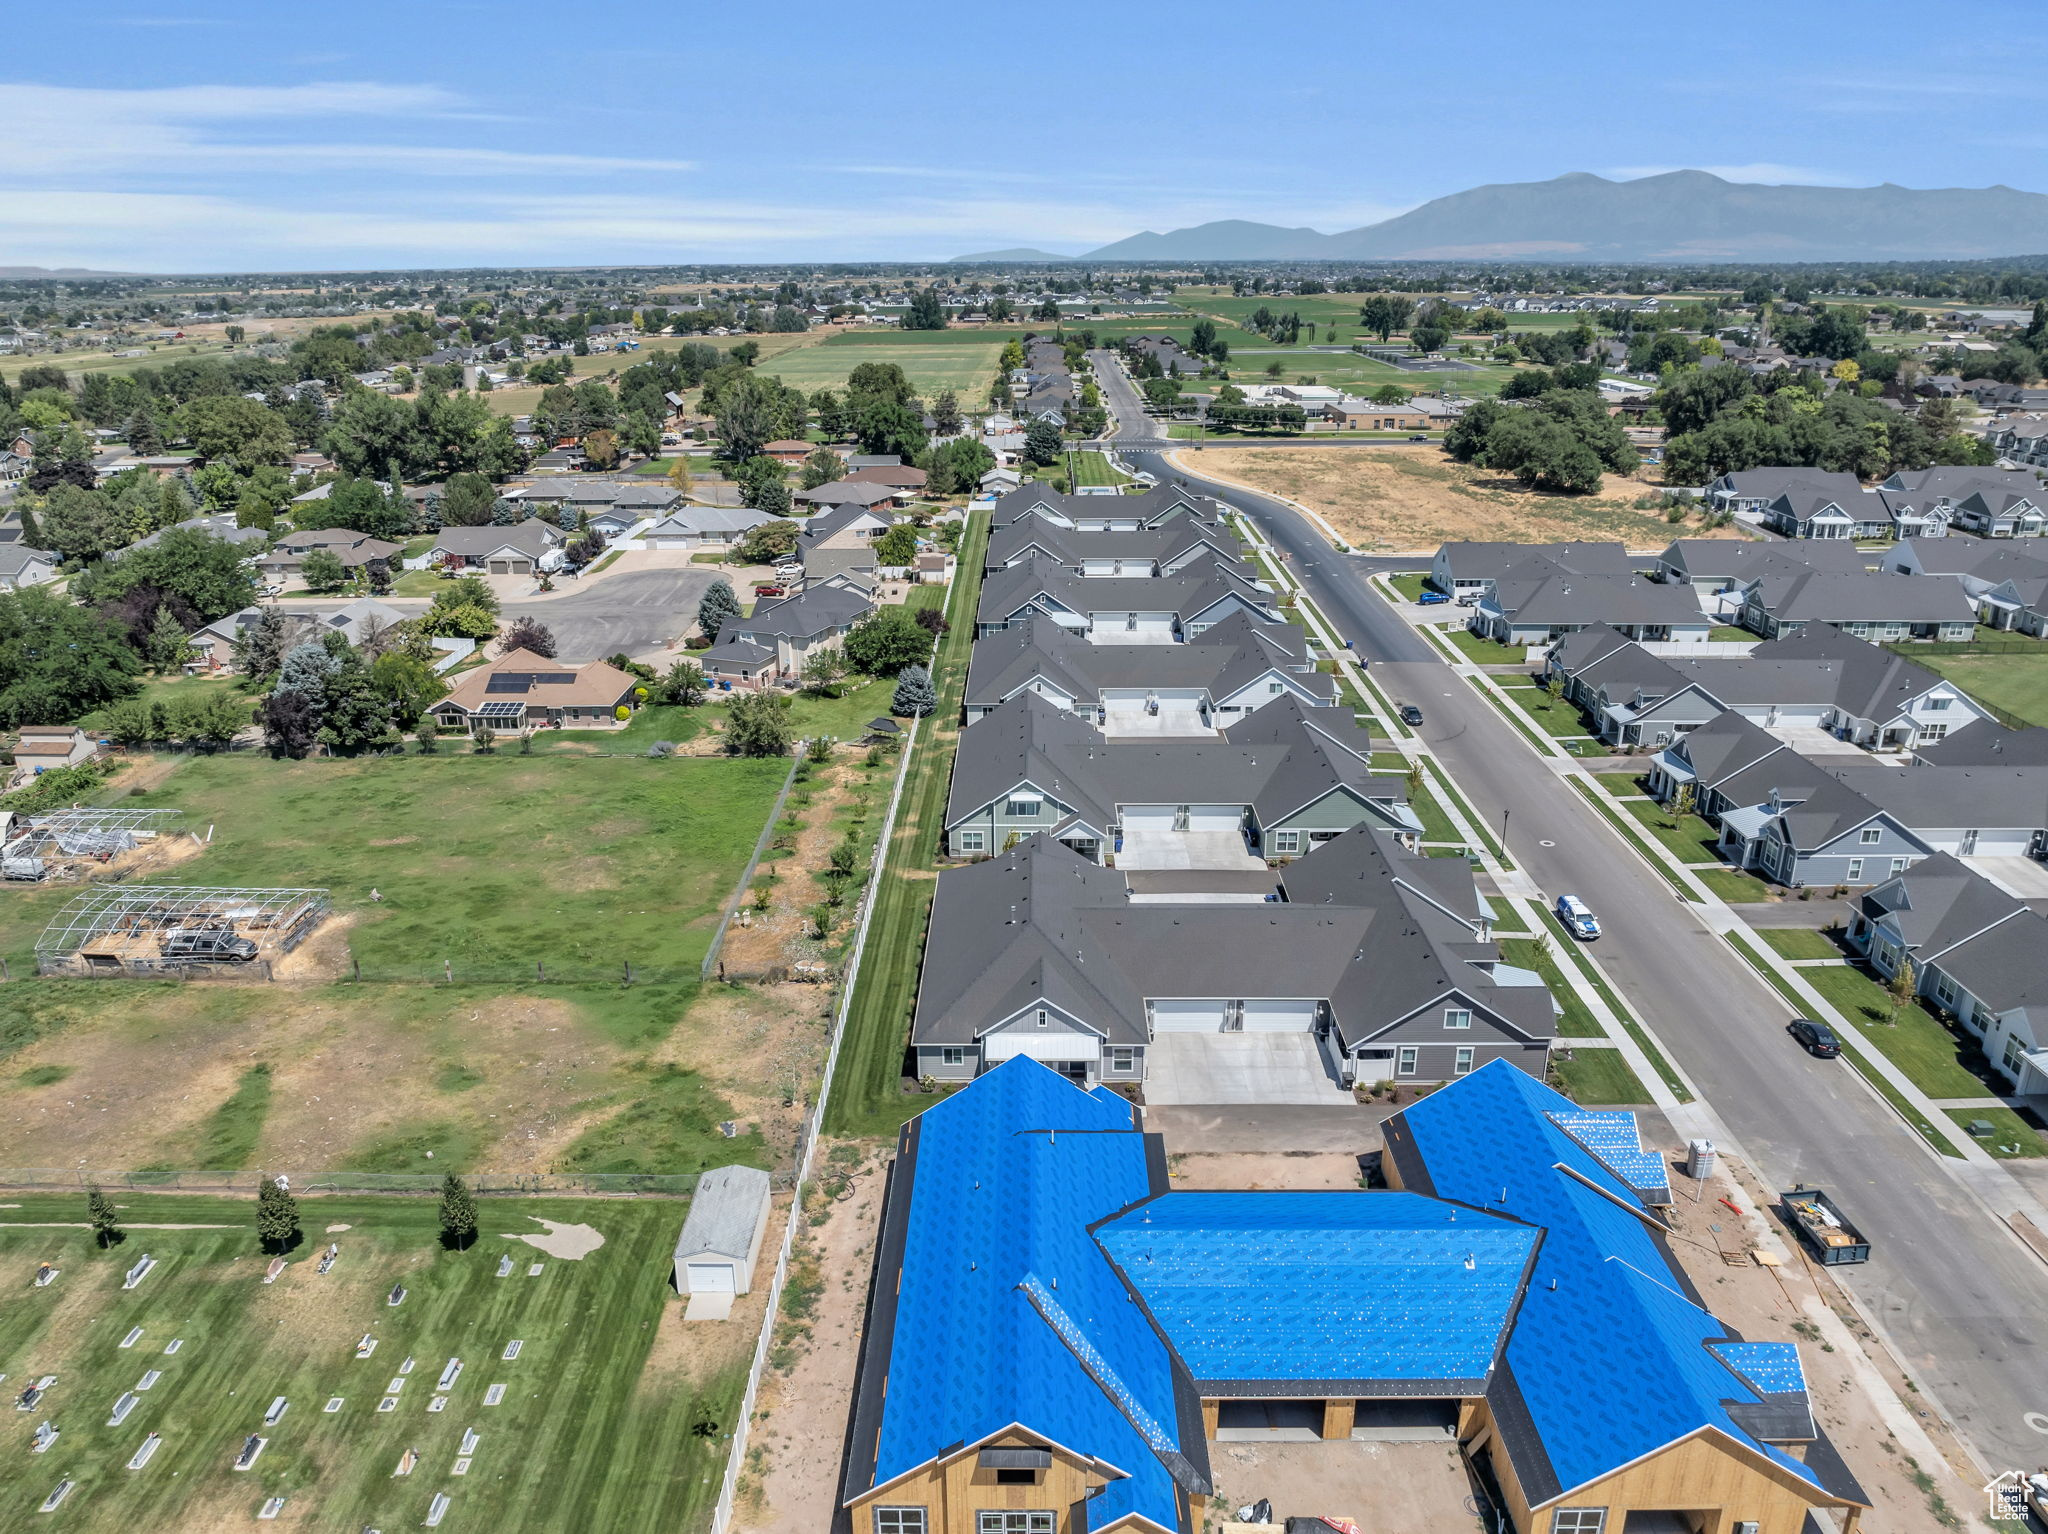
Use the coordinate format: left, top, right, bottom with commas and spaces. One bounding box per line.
1092, 349, 2048, 1475
501, 567, 719, 661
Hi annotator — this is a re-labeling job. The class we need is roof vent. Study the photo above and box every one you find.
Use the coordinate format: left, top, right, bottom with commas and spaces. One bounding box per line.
1464, 1253, 1476, 1271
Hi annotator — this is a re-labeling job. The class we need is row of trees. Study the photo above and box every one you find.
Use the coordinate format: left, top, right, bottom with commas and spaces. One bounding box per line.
86, 1172, 481, 1257
1445, 391, 1640, 494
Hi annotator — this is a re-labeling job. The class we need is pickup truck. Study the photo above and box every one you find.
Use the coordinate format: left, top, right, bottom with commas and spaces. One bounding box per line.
1554, 894, 1600, 940
160, 926, 258, 963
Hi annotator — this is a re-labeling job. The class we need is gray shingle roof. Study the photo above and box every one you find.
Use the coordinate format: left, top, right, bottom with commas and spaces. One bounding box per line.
1744, 572, 1976, 624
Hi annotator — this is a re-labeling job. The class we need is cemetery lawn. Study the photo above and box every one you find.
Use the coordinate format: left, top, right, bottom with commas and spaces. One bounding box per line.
0, 1193, 745, 1533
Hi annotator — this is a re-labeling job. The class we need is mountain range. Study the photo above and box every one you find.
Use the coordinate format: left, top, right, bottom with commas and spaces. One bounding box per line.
954, 172, 2048, 264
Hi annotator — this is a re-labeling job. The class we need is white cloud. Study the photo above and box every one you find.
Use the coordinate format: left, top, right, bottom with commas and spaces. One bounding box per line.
1603, 163, 1862, 187
0, 82, 692, 178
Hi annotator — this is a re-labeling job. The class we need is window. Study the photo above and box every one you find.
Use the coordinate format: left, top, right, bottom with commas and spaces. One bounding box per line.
1845, 859, 1863, 882
1270, 830, 1301, 854
1891, 858, 1909, 875
977, 1515, 1054, 1534
1918, 723, 1949, 742
1926, 695, 1952, 712
1269, 682, 1285, 694
958, 831, 986, 852
1108, 1046, 1136, 1073
875, 1511, 928, 1534
1933, 973, 1959, 1009
1396, 1046, 1418, 1076
2005, 1035, 2026, 1075
1860, 827, 1882, 845
1552, 1514, 1606, 1534
1007, 798, 1041, 818
1034, 1009, 1049, 1029
994, 1469, 1037, 1486
940, 1047, 965, 1067
1454, 1046, 1475, 1075
1443, 1008, 1472, 1030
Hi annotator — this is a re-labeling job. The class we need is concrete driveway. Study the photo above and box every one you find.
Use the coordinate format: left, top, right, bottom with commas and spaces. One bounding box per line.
1116, 831, 1267, 871
1144, 1034, 1353, 1106
500, 567, 721, 661
1103, 708, 1215, 738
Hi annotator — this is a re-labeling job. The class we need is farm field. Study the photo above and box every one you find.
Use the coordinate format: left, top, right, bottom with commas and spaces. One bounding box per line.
757, 332, 1005, 400
1182, 445, 1708, 551
0, 1193, 747, 1533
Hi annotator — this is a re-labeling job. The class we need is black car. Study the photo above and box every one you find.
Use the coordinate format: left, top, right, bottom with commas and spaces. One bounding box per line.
1788, 1018, 1841, 1058
1399, 705, 1425, 726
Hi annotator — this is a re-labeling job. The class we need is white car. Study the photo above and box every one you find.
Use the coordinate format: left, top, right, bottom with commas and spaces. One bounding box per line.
1555, 894, 1601, 941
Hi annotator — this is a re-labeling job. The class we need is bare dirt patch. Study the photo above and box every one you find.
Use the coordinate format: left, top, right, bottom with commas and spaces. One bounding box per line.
1167, 1151, 1366, 1190
735, 1145, 886, 1534
499, 1216, 605, 1260
1185, 445, 1735, 553
660, 984, 827, 1168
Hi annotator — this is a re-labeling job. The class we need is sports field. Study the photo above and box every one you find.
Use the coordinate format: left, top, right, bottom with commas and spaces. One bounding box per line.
760, 331, 1007, 399
0, 1193, 744, 1533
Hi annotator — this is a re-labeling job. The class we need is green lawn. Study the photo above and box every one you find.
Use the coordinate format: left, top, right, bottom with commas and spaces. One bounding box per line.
1695, 867, 1773, 903
1898, 647, 2048, 730
1067, 450, 1131, 489
1499, 938, 1603, 1037
1799, 964, 1990, 1099
1709, 626, 1752, 641
763, 333, 1004, 400
1441, 628, 1523, 663
1947, 1106, 2048, 1158
99, 751, 788, 981
0, 1194, 739, 1533
1621, 799, 1723, 865
825, 512, 988, 1137
1593, 771, 1649, 796
1553, 1048, 1651, 1105
1755, 927, 1847, 960
1509, 688, 1601, 741
1387, 573, 1431, 602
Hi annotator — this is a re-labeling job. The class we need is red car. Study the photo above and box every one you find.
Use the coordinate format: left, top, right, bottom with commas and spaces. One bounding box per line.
753, 583, 786, 597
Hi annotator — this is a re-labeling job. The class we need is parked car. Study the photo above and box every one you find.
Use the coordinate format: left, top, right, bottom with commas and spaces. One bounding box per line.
1399, 704, 1425, 726
1787, 1019, 1841, 1058
1554, 894, 1600, 940
1408, 433, 1430, 441
1416, 591, 1451, 606
753, 583, 787, 598
160, 926, 259, 962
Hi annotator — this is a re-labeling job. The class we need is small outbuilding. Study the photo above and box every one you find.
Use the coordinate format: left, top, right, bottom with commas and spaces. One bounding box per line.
673, 1164, 773, 1319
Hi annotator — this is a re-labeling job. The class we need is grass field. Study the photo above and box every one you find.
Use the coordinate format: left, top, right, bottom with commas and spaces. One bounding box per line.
0, 1193, 743, 1532
1755, 927, 1847, 960
759, 334, 1005, 401
1066, 450, 1130, 489
1552, 1048, 1650, 1105
824, 513, 987, 1137
1621, 799, 1724, 865
1896, 647, 2048, 730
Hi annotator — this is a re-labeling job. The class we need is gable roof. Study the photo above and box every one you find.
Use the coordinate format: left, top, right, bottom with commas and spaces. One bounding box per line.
1656, 538, 1869, 583
963, 615, 1326, 714
731, 581, 873, 641
1742, 571, 1976, 624
436, 649, 637, 712
431, 519, 564, 557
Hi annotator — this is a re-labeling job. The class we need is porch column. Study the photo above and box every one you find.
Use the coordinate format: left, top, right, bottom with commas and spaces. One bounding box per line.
1320, 1399, 1354, 1440
1200, 1400, 1219, 1439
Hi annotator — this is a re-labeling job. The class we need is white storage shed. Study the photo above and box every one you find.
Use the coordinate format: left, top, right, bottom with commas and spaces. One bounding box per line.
673, 1165, 773, 1317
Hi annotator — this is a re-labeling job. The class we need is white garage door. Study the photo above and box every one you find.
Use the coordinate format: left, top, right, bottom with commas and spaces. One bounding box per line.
1122, 806, 1179, 831
685, 1261, 735, 1293
1185, 805, 1244, 833
1240, 1000, 1318, 1032
1151, 999, 1229, 1033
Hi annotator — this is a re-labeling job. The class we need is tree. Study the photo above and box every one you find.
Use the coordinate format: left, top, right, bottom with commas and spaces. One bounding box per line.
799, 447, 844, 490
442, 472, 496, 527
420, 576, 501, 641
1359, 294, 1415, 343
697, 579, 741, 642
88, 1185, 122, 1249
931, 388, 963, 436
438, 1173, 478, 1251
927, 437, 996, 496
1887, 955, 1918, 1028
415, 716, 440, 753
724, 690, 793, 756
850, 398, 927, 460
728, 339, 761, 367
801, 647, 850, 695
231, 607, 296, 682
583, 427, 620, 470
262, 684, 321, 760
659, 658, 706, 706
1023, 419, 1062, 466
733, 519, 799, 566
904, 288, 948, 330
143, 602, 193, 672
874, 523, 919, 566
667, 454, 694, 496
843, 606, 934, 675
1369, 384, 1409, 405
180, 395, 292, 471
317, 656, 396, 754
0, 587, 143, 726
501, 616, 557, 658
256, 1174, 299, 1254
299, 547, 350, 593
72, 526, 259, 626
891, 662, 936, 717
733, 453, 788, 511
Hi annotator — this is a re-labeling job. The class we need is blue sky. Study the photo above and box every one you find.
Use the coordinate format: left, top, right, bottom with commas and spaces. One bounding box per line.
9, 0, 2046, 272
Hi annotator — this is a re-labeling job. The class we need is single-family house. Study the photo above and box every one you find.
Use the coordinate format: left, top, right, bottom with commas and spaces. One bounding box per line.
1475, 568, 1712, 646
1736, 570, 1976, 642
255, 528, 402, 584
1848, 855, 2048, 1093
840, 1056, 1866, 1534
1653, 537, 1868, 598
428, 519, 566, 575
428, 649, 641, 734
1712, 770, 1932, 888
116, 513, 269, 560
11, 726, 99, 781
846, 462, 929, 492
797, 502, 897, 584
762, 439, 813, 464
1915, 728, 2048, 767
642, 506, 777, 551
1876, 467, 2048, 539
185, 598, 406, 674
1427, 541, 1633, 602
1704, 467, 1862, 519
0, 544, 59, 589
700, 579, 873, 690
990, 483, 1213, 532
1822, 764, 2048, 860
796, 479, 901, 513
984, 517, 1240, 580
976, 555, 1279, 641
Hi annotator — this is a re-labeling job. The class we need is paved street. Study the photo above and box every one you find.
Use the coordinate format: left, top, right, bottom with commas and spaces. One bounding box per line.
500, 567, 719, 661
1092, 350, 2048, 1475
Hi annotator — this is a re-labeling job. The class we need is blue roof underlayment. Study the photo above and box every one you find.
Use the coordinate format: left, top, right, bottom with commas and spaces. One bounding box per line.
1708, 1341, 1808, 1398
1396, 1060, 1826, 1500
1096, 1192, 1535, 1385
1544, 1109, 1672, 1200
874, 1057, 1189, 1533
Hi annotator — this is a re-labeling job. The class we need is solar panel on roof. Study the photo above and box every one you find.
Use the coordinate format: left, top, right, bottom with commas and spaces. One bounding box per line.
484, 674, 527, 693
476, 701, 526, 720
530, 672, 574, 685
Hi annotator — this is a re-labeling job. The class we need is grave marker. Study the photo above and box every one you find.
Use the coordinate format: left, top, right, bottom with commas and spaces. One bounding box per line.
258, 1497, 287, 1520
163, 1339, 184, 1355
122, 1253, 156, 1289
317, 1244, 339, 1275
355, 1335, 378, 1359
452, 1457, 471, 1476
15, 1383, 45, 1412
427, 1396, 448, 1414
386, 1377, 407, 1395
108, 1391, 139, 1426
136, 1371, 161, 1391
527, 1263, 544, 1277
232, 1433, 266, 1470
31, 1264, 57, 1288
495, 1255, 513, 1279
263, 1257, 286, 1284
377, 1397, 398, 1413
37, 1480, 73, 1512
425, 1492, 451, 1528
263, 1396, 288, 1426
31, 1421, 57, 1453
501, 1341, 522, 1361
120, 1327, 144, 1349
437, 1359, 461, 1391
399, 1356, 415, 1376
393, 1447, 418, 1478
127, 1432, 161, 1470
483, 1384, 505, 1406
386, 1284, 407, 1308
324, 1398, 344, 1413
459, 1428, 479, 1456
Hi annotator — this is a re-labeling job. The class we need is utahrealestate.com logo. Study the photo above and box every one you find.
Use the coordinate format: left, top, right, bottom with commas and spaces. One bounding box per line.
1985, 1470, 2033, 1521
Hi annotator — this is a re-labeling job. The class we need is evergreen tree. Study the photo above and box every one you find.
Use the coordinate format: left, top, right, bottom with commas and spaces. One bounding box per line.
415, 716, 440, 754
438, 1173, 478, 1251
256, 1177, 299, 1253
696, 579, 741, 642
931, 389, 963, 436
724, 690, 793, 757
892, 663, 936, 717
87, 1185, 122, 1249
231, 607, 294, 683
1023, 419, 1062, 466
144, 602, 193, 672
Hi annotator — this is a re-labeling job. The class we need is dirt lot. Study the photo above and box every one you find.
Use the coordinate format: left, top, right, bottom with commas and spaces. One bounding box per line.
1184, 445, 1738, 553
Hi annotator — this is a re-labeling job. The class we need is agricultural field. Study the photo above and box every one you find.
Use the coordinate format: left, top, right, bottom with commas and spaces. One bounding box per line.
0, 1193, 747, 1533
482, 331, 818, 419
755, 331, 1006, 400
0, 749, 818, 1179
1185, 444, 1716, 552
